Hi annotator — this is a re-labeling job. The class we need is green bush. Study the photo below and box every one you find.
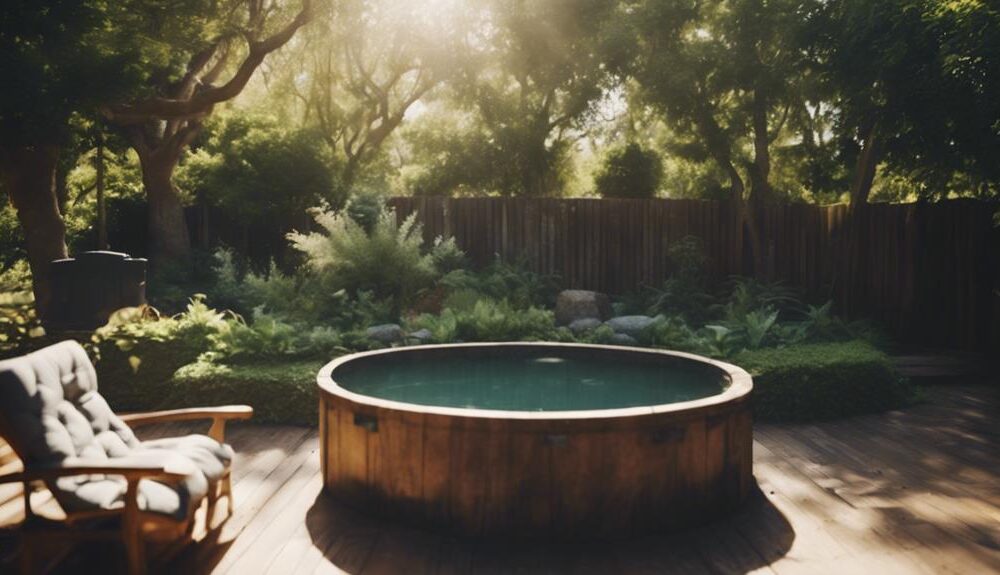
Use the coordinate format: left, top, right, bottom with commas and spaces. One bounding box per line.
90, 297, 231, 406
439, 256, 559, 309
215, 310, 347, 362
210, 249, 395, 331
409, 298, 559, 343
734, 341, 915, 422
94, 355, 322, 426
0, 261, 46, 355
168, 359, 323, 425
594, 142, 663, 199
288, 204, 459, 314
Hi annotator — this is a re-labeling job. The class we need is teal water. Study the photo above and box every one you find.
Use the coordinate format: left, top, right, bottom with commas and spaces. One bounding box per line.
334, 352, 729, 411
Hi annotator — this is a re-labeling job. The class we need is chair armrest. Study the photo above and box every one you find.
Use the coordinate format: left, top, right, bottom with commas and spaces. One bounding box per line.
119, 405, 254, 426
0, 457, 195, 485
120, 405, 253, 442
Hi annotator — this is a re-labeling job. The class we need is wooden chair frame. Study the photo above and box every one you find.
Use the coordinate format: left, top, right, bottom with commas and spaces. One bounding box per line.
0, 405, 253, 575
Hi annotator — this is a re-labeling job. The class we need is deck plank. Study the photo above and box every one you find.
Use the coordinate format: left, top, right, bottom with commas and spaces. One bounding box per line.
0, 384, 997, 574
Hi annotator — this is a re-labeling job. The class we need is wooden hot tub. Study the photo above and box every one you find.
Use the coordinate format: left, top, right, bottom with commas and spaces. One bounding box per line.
317, 343, 753, 537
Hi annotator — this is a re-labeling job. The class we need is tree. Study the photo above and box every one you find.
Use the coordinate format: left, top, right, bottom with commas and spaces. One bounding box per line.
813, 0, 1000, 206
179, 113, 340, 264
410, 0, 618, 197
595, 142, 663, 198
0, 1, 165, 315
274, 0, 457, 189
102, 0, 312, 266
623, 0, 813, 271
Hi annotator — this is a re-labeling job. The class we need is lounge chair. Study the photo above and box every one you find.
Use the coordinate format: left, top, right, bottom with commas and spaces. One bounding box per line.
0, 340, 252, 574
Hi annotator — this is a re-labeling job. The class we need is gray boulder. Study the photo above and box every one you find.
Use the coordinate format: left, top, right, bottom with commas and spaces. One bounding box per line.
366, 323, 405, 344
554, 290, 612, 326
408, 328, 433, 343
568, 318, 603, 335
610, 333, 639, 346
605, 315, 656, 338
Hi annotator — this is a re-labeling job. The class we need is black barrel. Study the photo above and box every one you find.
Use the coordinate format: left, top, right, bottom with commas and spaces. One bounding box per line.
47, 251, 147, 331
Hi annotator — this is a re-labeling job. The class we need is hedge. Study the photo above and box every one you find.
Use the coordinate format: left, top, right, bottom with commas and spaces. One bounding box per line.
99, 358, 324, 426
734, 341, 915, 422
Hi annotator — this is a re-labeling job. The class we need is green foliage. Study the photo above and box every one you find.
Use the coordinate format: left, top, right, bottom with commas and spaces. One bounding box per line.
1, 1, 197, 144
210, 248, 397, 333
345, 190, 388, 234
735, 341, 915, 422
717, 278, 803, 320
595, 143, 663, 199
814, 0, 1000, 197
403, 0, 619, 197
440, 257, 560, 309
288, 205, 446, 313
0, 206, 26, 268
430, 236, 470, 276
640, 315, 701, 351
409, 299, 558, 343
644, 236, 715, 323
214, 310, 347, 362
90, 296, 230, 404
0, 261, 45, 355
107, 358, 325, 425
180, 113, 342, 224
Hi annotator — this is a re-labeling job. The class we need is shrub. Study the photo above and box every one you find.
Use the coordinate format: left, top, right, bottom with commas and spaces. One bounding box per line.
439, 257, 559, 309
179, 113, 343, 233
716, 277, 804, 321
210, 249, 395, 331
214, 310, 346, 362
734, 341, 915, 422
0, 261, 45, 355
96, 357, 323, 425
168, 359, 322, 425
90, 297, 231, 406
594, 142, 663, 199
288, 204, 450, 314
409, 299, 559, 343
643, 236, 715, 323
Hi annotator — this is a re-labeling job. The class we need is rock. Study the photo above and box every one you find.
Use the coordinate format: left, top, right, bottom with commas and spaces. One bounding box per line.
605, 315, 656, 338
408, 328, 433, 343
366, 324, 405, 344
610, 333, 639, 346
568, 318, 603, 335
554, 290, 612, 326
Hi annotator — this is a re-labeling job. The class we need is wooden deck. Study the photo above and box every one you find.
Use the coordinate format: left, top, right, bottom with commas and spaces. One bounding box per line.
2, 383, 998, 574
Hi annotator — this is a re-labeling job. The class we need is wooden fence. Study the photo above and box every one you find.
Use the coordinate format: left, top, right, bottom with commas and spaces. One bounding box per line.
388, 197, 1000, 350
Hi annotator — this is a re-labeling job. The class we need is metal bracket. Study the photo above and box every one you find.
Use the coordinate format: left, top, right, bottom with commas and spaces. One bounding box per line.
353, 413, 378, 432
651, 427, 686, 444
544, 434, 568, 447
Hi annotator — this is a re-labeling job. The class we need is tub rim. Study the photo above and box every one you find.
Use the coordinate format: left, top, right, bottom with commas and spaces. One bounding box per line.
317, 342, 752, 421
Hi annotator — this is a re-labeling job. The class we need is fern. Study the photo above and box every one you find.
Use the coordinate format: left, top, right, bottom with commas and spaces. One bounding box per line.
288, 205, 452, 313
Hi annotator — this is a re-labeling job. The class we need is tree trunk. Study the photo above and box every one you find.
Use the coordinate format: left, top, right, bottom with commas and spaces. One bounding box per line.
95, 136, 108, 250
842, 120, 882, 315
138, 151, 191, 266
749, 88, 773, 202
849, 120, 881, 207
747, 87, 774, 278
695, 106, 765, 277
0, 146, 68, 319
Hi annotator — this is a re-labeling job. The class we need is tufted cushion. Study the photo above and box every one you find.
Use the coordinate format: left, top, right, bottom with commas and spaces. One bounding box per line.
0, 341, 231, 520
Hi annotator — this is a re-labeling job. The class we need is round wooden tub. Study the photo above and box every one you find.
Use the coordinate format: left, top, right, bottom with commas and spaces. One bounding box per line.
317, 343, 754, 538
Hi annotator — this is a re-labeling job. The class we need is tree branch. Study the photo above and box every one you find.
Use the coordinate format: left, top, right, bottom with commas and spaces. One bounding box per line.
104, 0, 312, 125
